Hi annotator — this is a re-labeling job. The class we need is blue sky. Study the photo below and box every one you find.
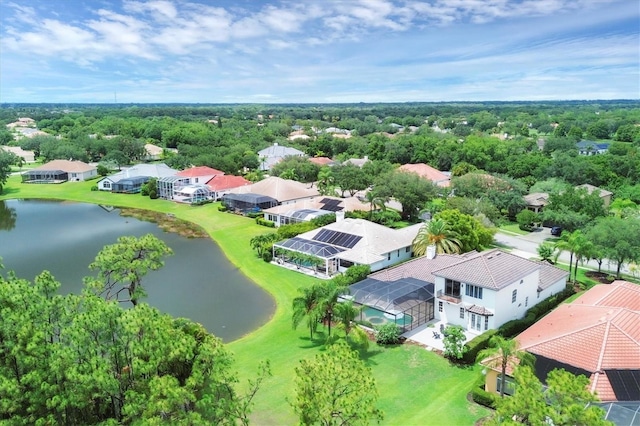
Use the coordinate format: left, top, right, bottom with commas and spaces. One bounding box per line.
1, 0, 638, 103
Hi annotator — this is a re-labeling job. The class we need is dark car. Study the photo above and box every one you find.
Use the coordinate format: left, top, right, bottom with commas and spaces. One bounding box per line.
550, 226, 563, 236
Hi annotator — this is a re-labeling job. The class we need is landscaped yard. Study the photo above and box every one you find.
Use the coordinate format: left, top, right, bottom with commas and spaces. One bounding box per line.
0, 175, 489, 425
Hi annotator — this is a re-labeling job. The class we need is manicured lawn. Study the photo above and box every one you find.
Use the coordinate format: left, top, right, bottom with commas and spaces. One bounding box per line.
499, 223, 530, 236
0, 175, 489, 425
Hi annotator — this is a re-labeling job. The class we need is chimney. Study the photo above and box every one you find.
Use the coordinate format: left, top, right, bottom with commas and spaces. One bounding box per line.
426, 245, 436, 260
335, 211, 345, 222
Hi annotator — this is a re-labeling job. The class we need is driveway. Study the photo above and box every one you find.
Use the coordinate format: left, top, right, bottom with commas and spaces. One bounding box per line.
495, 229, 631, 277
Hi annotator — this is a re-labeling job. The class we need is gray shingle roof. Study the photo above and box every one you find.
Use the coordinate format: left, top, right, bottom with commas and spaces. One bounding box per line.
433, 249, 541, 290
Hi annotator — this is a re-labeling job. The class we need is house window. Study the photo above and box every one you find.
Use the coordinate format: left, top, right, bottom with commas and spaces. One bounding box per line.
465, 284, 483, 299
525, 296, 529, 307
459, 307, 465, 319
438, 301, 443, 312
387, 253, 391, 261
484, 316, 489, 330
397, 249, 400, 257
445, 279, 461, 297
512, 289, 517, 303
406, 247, 410, 253
104, 182, 111, 188
497, 376, 516, 396
195, 177, 199, 183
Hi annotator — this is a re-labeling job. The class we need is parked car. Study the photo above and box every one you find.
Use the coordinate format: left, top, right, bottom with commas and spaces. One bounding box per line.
550, 226, 563, 236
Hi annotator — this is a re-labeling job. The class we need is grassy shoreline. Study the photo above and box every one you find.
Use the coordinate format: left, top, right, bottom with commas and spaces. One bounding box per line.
1, 175, 488, 425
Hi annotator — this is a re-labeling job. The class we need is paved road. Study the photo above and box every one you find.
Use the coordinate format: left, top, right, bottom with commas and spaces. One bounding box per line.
495, 228, 631, 277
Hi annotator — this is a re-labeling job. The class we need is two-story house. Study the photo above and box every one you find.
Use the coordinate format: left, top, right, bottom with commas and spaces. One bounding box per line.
433, 249, 568, 334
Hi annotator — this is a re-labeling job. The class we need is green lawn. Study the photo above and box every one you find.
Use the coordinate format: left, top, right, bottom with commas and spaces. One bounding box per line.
498, 223, 530, 236
0, 175, 489, 425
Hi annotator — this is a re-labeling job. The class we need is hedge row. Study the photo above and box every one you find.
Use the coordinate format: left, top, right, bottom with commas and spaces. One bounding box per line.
255, 217, 275, 227
499, 286, 576, 339
470, 375, 498, 409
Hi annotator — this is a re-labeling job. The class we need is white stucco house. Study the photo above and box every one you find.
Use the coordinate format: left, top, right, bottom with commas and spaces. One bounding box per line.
97, 163, 178, 192
272, 213, 422, 277
432, 249, 568, 334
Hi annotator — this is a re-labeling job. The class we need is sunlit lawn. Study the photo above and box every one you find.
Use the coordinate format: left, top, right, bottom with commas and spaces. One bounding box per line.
1, 175, 489, 425
498, 222, 530, 236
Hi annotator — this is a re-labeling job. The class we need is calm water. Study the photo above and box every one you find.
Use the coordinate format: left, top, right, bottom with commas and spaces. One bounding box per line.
0, 199, 274, 342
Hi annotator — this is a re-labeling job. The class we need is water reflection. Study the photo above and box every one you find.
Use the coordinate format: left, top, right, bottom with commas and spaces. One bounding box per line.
0, 200, 16, 231
0, 199, 274, 341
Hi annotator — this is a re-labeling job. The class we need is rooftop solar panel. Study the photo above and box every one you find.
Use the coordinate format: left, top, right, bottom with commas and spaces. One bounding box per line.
607, 370, 640, 401
313, 229, 362, 248
321, 204, 343, 212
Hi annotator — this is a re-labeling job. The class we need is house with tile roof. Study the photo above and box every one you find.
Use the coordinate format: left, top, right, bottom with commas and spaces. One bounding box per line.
206, 174, 251, 200
576, 183, 613, 207
257, 142, 305, 171
482, 280, 640, 422
398, 163, 451, 187
432, 249, 568, 333
232, 176, 319, 205
176, 166, 224, 185
21, 160, 97, 183
362, 248, 567, 334
272, 213, 422, 277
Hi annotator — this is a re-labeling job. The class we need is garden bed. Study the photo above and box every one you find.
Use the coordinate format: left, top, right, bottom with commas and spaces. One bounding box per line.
584, 271, 615, 284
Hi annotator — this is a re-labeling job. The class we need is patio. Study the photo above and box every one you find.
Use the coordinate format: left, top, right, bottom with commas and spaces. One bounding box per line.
403, 319, 476, 352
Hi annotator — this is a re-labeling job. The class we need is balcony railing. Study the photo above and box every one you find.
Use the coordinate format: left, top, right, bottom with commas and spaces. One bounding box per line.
437, 290, 462, 304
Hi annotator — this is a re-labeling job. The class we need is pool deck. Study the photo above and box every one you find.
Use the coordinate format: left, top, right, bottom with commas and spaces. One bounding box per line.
402, 320, 477, 352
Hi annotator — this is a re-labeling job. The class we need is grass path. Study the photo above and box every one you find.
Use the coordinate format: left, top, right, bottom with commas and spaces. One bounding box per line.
1, 175, 488, 425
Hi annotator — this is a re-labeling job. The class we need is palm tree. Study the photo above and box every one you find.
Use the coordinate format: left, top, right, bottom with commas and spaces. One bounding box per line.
316, 167, 334, 196
292, 284, 322, 339
571, 231, 594, 283
333, 301, 369, 349
316, 280, 348, 337
364, 191, 387, 220
412, 218, 462, 256
554, 230, 582, 282
477, 335, 535, 398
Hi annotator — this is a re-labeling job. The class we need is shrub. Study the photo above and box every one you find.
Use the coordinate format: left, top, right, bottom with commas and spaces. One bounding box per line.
470, 382, 498, 409
246, 211, 263, 218
375, 323, 401, 345
261, 249, 273, 263
461, 329, 498, 364
218, 205, 228, 212
255, 217, 275, 227
310, 213, 336, 227
90, 185, 99, 191
498, 314, 536, 339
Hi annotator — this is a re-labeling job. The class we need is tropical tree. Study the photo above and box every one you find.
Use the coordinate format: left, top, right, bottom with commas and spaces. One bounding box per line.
364, 190, 387, 219
537, 242, 556, 264
0, 150, 17, 193
412, 218, 462, 256
587, 216, 640, 278
292, 284, 323, 339
316, 280, 349, 337
291, 341, 383, 426
477, 335, 535, 398
86, 234, 173, 306
433, 209, 496, 253
333, 300, 369, 349
442, 325, 467, 360
553, 230, 578, 281
571, 230, 594, 283
249, 233, 278, 258
316, 166, 335, 196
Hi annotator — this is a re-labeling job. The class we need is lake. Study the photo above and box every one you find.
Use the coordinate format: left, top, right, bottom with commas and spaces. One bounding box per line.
0, 199, 275, 342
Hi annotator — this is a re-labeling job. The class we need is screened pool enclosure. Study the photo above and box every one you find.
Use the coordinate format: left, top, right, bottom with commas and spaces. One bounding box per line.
347, 277, 435, 332
21, 169, 68, 184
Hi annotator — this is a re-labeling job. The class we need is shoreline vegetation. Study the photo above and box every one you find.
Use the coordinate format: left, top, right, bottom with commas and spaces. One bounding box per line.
119, 207, 209, 238
0, 176, 487, 425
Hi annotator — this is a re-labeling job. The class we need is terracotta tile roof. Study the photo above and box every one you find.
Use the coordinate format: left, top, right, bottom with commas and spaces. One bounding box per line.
177, 166, 224, 177
398, 163, 451, 187
308, 157, 335, 166
432, 249, 543, 290
206, 175, 251, 191
516, 281, 640, 401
